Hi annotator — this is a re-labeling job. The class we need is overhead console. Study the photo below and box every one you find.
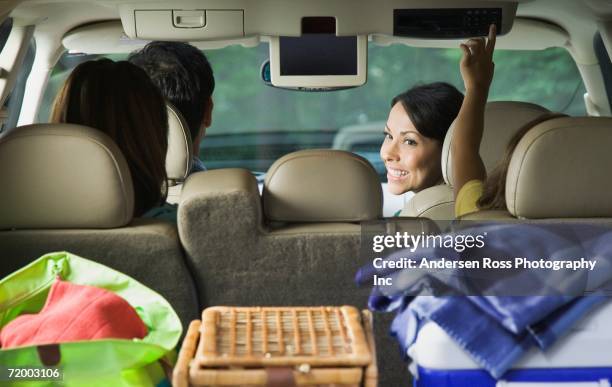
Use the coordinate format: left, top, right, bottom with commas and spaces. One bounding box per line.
116, 0, 518, 89
394, 8, 503, 38
118, 0, 517, 41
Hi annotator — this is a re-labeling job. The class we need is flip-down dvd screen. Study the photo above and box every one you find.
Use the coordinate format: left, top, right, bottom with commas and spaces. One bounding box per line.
279, 35, 357, 76
270, 34, 367, 88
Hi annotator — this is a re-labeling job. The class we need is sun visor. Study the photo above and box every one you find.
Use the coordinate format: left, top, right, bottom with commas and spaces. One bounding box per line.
62, 21, 260, 54
131, 9, 245, 41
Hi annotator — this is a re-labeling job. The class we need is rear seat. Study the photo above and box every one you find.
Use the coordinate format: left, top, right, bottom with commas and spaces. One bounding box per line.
178, 150, 385, 306
0, 123, 199, 326
177, 149, 436, 386
401, 101, 550, 219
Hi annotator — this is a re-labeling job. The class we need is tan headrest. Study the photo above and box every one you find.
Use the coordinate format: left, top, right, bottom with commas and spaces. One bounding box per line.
0, 124, 134, 229
166, 103, 193, 184
506, 117, 612, 218
400, 184, 454, 219
442, 101, 549, 187
263, 149, 382, 222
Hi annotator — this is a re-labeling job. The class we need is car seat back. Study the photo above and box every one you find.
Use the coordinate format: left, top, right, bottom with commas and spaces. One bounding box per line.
0, 123, 198, 326
178, 149, 436, 386
401, 101, 550, 219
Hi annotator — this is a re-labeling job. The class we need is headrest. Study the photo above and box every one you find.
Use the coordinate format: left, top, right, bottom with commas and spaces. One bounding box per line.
400, 184, 454, 219
442, 101, 549, 187
506, 116, 612, 218
0, 124, 134, 229
166, 103, 193, 184
263, 149, 382, 222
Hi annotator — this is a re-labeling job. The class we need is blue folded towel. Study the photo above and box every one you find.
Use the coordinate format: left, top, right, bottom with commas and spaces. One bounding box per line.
357, 222, 612, 378
393, 294, 606, 378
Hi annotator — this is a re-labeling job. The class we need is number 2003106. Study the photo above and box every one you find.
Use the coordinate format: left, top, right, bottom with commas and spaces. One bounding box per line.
1, 367, 63, 381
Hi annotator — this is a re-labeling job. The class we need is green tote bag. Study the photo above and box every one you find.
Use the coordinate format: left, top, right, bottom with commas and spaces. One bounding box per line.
0, 252, 183, 387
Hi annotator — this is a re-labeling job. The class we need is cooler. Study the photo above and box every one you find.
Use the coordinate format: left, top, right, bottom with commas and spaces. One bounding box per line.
409, 300, 612, 387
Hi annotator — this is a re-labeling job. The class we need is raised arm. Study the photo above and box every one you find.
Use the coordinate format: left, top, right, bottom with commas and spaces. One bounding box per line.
452, 25, 496, 198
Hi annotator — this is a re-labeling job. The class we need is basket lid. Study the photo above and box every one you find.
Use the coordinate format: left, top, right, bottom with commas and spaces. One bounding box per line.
194, 306, 372, 368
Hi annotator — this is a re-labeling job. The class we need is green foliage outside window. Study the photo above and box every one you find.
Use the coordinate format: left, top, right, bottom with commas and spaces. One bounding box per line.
205, 44, 585, 135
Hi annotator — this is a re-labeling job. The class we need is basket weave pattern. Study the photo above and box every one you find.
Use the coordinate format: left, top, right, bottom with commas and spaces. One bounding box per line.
173, 306, 378, 386
198, 306, 370, 367
215, 307, 353, 358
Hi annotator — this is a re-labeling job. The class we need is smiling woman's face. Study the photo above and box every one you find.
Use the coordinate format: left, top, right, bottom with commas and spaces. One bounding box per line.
380, 102, 443, 195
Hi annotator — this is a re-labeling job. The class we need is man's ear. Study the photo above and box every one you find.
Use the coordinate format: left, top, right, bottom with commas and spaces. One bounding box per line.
203, 97, 213, 128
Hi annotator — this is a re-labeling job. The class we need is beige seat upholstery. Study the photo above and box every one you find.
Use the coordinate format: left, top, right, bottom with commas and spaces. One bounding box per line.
401, 101, 550, 219
441, 101, 551, 188
0, 123, 198, 326
166, 103, 192, 184
460, 116, 612, 220
178, 149, 434, 386
166, 103, 192, 203
179, 150, 386, 307
0, 124, 134, 229
401, 184, 454, 219
506, 116, 612, 218
263, 149, 383, 222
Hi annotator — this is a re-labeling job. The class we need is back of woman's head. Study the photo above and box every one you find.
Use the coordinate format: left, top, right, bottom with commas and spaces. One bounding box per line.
50, 59, 169, 217
478, 112, 567, 211
392, 82, 464, 143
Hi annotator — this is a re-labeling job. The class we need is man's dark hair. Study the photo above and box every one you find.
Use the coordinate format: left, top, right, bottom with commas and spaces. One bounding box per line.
128, 42, 215, 141
391, 82, 464, 143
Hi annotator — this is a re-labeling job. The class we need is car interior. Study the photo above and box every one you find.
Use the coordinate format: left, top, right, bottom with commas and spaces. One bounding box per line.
0, 0, 611, 386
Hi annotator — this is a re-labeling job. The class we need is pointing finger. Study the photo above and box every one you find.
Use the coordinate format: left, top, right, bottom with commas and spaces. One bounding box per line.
487, 24, 497, 56
460, 43, 471, 64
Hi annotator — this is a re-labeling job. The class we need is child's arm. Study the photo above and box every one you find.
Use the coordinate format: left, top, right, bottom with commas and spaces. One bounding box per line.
452, 24, 497, 198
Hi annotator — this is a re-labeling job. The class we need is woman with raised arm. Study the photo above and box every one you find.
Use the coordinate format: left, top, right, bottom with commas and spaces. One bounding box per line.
452, 25, 564, 217
452, 24, 497, 217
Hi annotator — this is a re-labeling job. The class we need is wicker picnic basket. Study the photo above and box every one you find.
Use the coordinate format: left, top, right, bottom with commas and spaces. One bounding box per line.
173, 306, 378, 387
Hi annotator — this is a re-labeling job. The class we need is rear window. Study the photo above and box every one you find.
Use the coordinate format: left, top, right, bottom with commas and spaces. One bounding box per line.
39, 44, 586, 179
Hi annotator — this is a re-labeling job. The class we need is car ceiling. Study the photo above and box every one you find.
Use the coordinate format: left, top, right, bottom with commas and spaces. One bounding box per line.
2, 0, 611, 119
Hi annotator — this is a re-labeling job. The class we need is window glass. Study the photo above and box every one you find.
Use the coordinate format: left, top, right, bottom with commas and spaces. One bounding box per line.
39, 44, 586, 178
2, 39, 35, 131
594, 32, 612, 113
203, 44, 586, 176
0, 18, 12, 52
0, 19, 35, 133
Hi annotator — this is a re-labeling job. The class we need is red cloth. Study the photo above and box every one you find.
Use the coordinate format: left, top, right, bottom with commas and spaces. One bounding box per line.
0, 279, 147, 349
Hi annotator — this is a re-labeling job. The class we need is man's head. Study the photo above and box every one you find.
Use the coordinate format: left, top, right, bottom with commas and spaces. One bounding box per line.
128, 42, 215, 152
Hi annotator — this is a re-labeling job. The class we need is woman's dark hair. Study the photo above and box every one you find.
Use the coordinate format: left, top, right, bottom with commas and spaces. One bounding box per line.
50, 59, 169, 217
478, 113, 567, 210
391, 82, 464, 142
128, 41, 215, 142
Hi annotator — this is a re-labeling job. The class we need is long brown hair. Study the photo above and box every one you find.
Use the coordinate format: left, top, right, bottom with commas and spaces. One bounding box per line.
51, 59, 168, 217
477, 113, 567, 211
